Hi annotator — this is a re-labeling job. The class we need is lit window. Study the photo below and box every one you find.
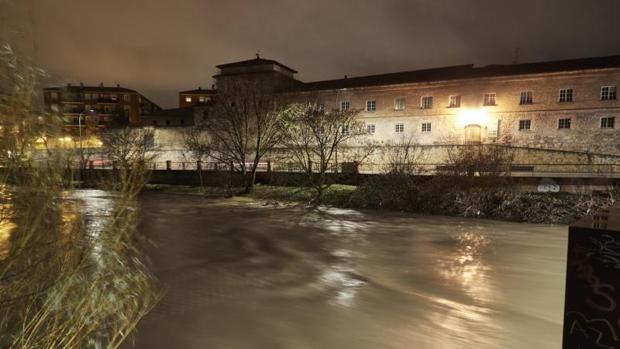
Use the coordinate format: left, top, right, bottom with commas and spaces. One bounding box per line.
421, 122, 432, 133
558, 118, 571, 129
199, 96, 206, 103
395, 123, 404, 133
185, 96, 192, 103
421, 96, 433, 109
394, 98, 405, 111
448, 95, 460, 108
601, 86, 617, 101
518, 119, 531, 131
123, 94, 130, 102
519, 91, 533, 105
483, 93, 496, 106
367, 124, 376, 134
601, 117, 615, 129
366, 100, 376, 112
559, 89, 573, 103
341, 101, 350, 111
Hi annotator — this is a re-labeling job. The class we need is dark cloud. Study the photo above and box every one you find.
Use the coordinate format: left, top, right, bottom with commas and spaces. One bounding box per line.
5, 0, 620, 107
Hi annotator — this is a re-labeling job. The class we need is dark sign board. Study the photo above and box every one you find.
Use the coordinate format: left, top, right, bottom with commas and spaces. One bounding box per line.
563, 206, 620, 348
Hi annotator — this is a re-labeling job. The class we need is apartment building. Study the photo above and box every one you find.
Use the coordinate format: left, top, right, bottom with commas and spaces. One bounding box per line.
43, 83, 162, 127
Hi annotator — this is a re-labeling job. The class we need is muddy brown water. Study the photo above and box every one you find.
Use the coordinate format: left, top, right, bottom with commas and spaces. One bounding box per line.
75, 190, 567, 349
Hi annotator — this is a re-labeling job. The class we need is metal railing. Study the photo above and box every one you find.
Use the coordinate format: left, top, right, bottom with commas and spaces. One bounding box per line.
6, 159, 620, 178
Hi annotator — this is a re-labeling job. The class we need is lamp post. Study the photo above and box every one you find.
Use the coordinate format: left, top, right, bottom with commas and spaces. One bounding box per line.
78, 109, 95, 169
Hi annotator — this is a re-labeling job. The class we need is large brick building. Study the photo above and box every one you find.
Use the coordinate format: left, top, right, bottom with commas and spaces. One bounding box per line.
203, 55, 620, 155
43, 83, 162, 127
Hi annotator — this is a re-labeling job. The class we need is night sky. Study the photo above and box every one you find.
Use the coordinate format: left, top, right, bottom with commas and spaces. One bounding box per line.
4, 0, 620, 108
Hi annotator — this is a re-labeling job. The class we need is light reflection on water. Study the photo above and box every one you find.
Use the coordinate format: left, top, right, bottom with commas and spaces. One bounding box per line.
67, 190, 114, 267
124, 194, 568, 349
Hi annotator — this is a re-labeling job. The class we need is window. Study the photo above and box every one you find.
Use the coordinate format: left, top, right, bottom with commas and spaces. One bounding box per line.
394, 98, 405, 111
558, 118, 571, 129
559, 88, 573, 103
185, 96, 192, 103
123, 94, 130, 102
601, 117, 615, 129
395, 123, 404, 133
341, 125, 349, 135
123, 105, 130, 114
421, 122, 431, 133
366, 100, 376, 112
601, 86, 617, 101
50, 92, 58, 100
519, 91, 533, 105
421, 96, 433, 109
483, 93, 496, 106
367, 124, 376, 134
448, 95, 461, 108
341, 101, 350, 111
518, 119, 531, 131
111, 94, 118, 101
84, 93, 91, 100
199, 96, 206, 103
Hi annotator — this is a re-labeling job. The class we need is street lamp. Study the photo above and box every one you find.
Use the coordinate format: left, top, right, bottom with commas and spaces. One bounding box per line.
78, 109, 96, 168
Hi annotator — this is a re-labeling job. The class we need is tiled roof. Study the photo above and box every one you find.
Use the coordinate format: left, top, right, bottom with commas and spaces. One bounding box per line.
179, 88, 217, 94
43, 85, 137, 93
216, 57, 298, 74
301, 54, 620, 91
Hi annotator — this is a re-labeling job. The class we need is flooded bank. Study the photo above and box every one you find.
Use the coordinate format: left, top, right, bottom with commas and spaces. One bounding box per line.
126, 192, 567, 349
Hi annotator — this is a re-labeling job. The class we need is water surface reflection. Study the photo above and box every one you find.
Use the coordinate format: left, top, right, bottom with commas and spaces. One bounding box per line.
126, 193, 567, 349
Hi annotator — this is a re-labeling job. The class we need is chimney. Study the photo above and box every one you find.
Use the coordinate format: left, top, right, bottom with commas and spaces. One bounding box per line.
344, 75, 348, 79
198, 86, 202, 90
67, 83, 71, 87
211, 84, 215, 89
99, 82, 104, 87
79, 82, 84, 87
116, 83, 120, 88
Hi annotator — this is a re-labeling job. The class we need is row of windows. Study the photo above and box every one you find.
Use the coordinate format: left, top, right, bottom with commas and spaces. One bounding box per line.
49, 91, 132, 102
184, 96, 210, 103
339, 86, 617, 112
362, 116, 616, 135
518, 116, 615, 130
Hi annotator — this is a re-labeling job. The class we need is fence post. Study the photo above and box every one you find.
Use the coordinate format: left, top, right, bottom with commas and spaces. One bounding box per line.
88, 160, 94, 170
182, 162, 186, 170
308, 160, 312, 174
166, 160, 172, 171
267, 160, 272, 174
197, 160, 202, 171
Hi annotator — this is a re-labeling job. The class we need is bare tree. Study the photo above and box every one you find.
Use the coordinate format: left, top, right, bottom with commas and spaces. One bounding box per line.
381, 136, 426, 175
101, 127, 157, 177
282, 103, 372, 203
192, 77, 288, 193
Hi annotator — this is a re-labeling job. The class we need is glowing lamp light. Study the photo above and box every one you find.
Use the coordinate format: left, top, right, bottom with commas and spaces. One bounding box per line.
456, 109, 489, 128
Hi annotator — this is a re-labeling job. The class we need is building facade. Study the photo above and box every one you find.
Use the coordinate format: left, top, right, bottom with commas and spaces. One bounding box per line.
200, 55, 620, 155
43, 83, 162, 127
179, 87, 216, 108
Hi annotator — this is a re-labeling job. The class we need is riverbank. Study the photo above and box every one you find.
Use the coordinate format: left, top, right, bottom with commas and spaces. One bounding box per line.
144, 184, 616, 224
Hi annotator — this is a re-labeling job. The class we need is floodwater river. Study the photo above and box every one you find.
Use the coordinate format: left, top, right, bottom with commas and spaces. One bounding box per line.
122, 191, 567, 349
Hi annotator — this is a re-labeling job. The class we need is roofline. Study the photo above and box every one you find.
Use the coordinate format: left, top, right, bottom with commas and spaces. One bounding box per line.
216, 58, 298, 74
300, 54, 620, 91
